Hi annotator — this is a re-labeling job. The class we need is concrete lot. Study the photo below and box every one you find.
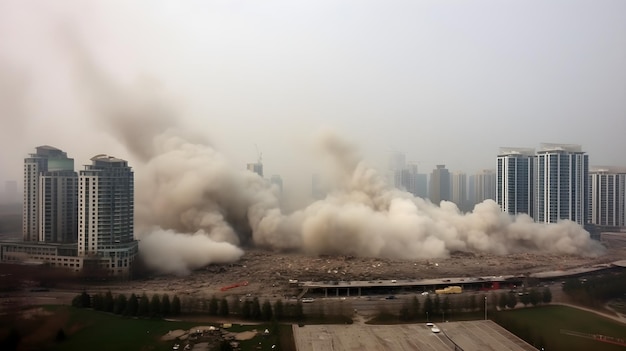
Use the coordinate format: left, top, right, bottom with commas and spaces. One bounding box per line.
292, 320, 536, 351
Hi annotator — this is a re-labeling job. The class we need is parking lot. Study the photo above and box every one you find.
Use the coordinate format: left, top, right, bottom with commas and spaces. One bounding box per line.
292, 320, 536, 351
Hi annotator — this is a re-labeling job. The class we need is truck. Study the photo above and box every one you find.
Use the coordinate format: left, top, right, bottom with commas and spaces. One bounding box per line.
435, 286, 462, 294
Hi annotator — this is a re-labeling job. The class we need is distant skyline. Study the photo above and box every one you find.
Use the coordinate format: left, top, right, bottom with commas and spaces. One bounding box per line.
1, 0, 625, 201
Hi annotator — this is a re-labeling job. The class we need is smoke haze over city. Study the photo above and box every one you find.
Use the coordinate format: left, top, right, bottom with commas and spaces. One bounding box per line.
0, 0, 621, 274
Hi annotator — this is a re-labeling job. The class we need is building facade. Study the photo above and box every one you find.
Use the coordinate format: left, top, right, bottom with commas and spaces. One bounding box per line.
23, 146, 77, 243
78, 155, 137, 276
451, 172, 468, 211
496, 148, 535, 217
429, 165, 451, 204
589, 167, 626, 227
535, 144, 589, 225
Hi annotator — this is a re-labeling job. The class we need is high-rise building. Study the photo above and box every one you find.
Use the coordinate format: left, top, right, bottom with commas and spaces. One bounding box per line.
23, 146, 77, 243
469, 170, 496, 208
247, 163, 263, 177
451, 172, 468, 211
429, 165, 450, 204
3, 181, 18, 203
496, 148, 535, 217
78, 155, 137, 273
535, 143, 589, 225
589, 167, 626, 227
270, 174, 283, 194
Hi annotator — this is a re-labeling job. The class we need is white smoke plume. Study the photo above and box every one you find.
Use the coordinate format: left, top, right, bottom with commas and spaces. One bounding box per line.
61, 24, 604, 275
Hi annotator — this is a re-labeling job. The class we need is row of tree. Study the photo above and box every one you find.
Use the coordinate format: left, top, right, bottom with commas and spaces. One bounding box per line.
563, 271, 626, 307
202, 296, 304, 321
72, 291, 182, 317
398, 288, 552, 321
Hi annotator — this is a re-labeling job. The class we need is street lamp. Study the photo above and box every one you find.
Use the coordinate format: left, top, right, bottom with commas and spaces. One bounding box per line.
484, 296, 488, 320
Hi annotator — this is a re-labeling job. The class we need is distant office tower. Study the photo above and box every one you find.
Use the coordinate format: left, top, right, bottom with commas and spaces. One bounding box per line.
535, 144, 589, 225
429, 165, 451, 204
23, 146, 77, 243
469, 170, 496, 207
247, 163, 263, 177
312, 174, 328, 200
387, 151, 406, 188
78, 155, 136, 268
451, 172, 468, 211
4, 180, 17, 203
496, 148, 535, 216
395, 164, 420, 195
589, 167, 626, 227
270, 175, 283, 193
415, 173, 428, 198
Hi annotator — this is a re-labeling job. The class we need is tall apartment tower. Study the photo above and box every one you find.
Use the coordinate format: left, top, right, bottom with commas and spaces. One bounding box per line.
23, 146, 77, 243
589, 167, 626, 227
535, 144, 589, 225
451, 172, 468, 211
247, 163, 263, 177
469, 169, 496, 207
78, 155, 134, 258
429, 165, 451, 204
496, 148, 535, 216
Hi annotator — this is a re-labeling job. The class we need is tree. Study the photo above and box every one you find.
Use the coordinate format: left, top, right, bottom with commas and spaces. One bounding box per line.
542, 287, 552, 304
79, 291, 91, 308
519, 291, 531, 307
208, 296, 219, 316
104, 291, 114, 313
529, 288, 541, 306
242, 301, 251, 319
261, 300, 273, 321
114, 294, 127, 315
138, 293, 150, 316
506, 293, 517, 309
498, 293, 508, 310
161, 294, 171, 316
433, 294, 441, 314
294, 301, 304, 320
55, 328, 67, 342
126, 293, 139, 316
468, 294, 477, 312
150, 294, 161, 318
423, 295, 433, 317
410, 296, 420, 320
274, 300, 284, 320
92, 293, 104, 311
399, 302, 410, 321
172, 295, 181, 315
219, 298, 230, 317
442, 296, 451, 316
251, 297, 262, 320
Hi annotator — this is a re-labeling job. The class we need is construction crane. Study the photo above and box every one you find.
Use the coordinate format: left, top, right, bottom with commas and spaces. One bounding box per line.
254, 144, 263, 164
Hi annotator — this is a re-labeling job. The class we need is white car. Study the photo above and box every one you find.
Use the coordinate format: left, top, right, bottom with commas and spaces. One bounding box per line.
426, 322, 434, 327
301, 298, 315, 303
431, 326, 441, 333
421, 292, 429, 295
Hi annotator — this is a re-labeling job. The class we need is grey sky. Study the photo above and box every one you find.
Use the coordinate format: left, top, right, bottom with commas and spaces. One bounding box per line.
0, 0, 625, 198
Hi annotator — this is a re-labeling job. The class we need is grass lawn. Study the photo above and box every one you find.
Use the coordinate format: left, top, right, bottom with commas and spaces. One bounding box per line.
495, 305, 626, 351
0, 306, 297, 351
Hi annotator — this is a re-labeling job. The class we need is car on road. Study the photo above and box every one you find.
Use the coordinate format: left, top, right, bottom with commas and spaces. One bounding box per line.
426, 322, 434, 327
301, 298, 315, 303
385, 295, 397, 300
431, 326, 441, 333
421, 291, 429, 295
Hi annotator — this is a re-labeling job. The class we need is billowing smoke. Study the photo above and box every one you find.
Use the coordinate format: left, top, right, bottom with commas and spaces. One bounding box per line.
63, 25, 603, 276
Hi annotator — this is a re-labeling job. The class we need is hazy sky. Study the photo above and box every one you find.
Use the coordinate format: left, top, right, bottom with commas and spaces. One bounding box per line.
1, 0, 625, 196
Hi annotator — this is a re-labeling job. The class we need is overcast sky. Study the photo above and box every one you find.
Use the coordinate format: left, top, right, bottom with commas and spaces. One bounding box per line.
1, 0, 625, 197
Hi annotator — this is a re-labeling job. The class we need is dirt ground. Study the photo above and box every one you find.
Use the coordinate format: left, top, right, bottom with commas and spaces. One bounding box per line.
103, 233, 626, 299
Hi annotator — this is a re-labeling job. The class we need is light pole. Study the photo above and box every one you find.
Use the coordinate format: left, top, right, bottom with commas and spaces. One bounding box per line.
426, 311, 429, 322
484, 296, 487, 320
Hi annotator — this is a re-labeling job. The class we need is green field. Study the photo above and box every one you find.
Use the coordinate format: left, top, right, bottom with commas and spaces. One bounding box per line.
0, 306, 295, 351
494, 305, 626, 351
